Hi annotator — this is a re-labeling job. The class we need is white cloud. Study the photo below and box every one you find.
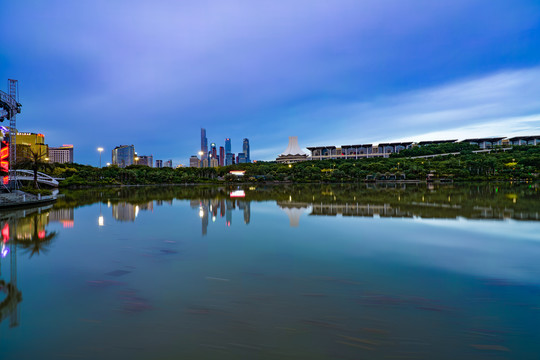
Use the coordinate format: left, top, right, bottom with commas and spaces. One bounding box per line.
302, 67, 540, 147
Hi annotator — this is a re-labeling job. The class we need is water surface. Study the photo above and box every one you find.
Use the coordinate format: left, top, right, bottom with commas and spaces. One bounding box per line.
1, 183, 539, 359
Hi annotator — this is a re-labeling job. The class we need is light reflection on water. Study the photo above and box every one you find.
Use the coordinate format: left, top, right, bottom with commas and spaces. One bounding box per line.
0, 183, 539, 359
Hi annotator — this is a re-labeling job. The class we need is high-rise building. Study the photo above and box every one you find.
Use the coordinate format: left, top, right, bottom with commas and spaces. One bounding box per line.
48, 145, 74, 164
210, 158, 218, 167
225, 138, 231, 163
138, 155, 153, 167
210, 143, 217, 159
237, 153, 247, 163
164, 160, 173, 168
243, 138, 250, 162
112, 145, 135, 167
189, 156, 200, 168
219, 146, 225, 166
201, 158, 209, 168
226, 153, 233, 166
155, 159, 163, 168
201, 128, 208, 160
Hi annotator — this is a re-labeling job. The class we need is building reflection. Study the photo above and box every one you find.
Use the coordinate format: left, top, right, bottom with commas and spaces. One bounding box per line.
192, 198, 251, 235
0, 205, 61, 328
277, 200, 540, 225
111, 201, 154, 222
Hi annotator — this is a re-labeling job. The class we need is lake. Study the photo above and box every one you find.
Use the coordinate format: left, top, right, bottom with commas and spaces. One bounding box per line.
1, 183, 539, 359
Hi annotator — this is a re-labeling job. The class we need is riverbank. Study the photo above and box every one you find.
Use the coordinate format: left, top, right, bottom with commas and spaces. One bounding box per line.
19, 143, 540, 187
0, 191, 57, 209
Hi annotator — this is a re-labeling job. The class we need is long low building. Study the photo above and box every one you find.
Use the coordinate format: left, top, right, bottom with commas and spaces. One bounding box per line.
306, 135, 540, 160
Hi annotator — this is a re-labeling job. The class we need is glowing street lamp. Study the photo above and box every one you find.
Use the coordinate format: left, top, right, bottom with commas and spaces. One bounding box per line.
97, 147, 104, 168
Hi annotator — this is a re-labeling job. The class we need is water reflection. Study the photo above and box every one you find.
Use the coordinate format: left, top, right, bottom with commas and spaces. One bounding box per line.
192, 198, 251, 235
0, 184, 539, 359
0, 205, 62, 328
54, 183, 540, 231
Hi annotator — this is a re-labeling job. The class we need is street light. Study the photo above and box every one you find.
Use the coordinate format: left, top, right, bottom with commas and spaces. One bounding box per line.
97, 147, 104, 168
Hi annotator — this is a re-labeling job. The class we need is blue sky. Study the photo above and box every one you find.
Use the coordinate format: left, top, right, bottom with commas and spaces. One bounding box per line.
1, 0, 540, 166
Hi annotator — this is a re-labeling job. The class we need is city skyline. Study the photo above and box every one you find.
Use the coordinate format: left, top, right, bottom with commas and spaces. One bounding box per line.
1, 1, 540, 166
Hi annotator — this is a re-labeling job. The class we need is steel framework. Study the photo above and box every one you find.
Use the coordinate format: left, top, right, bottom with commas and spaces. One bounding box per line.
0, 79, 21, 189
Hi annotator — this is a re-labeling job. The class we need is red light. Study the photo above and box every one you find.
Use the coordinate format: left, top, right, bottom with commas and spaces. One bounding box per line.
0, 141, 9, 174
38, 230, 45, 239
62, 220, 74, 228
2, 223, 9, 242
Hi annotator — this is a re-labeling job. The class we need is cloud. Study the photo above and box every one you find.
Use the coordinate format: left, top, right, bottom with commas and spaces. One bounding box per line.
293, 67, 540, 152
1, 0, 540, 164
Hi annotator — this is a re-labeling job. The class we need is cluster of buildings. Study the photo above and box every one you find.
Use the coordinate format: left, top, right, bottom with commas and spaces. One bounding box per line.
277, 135, 540, 163
190, 128, 251, 168
110, 145, 174, 168
0, 128, 74, 164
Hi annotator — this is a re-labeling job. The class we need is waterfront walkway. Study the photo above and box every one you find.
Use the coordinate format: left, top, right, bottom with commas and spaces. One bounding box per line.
0, 191, 57, 209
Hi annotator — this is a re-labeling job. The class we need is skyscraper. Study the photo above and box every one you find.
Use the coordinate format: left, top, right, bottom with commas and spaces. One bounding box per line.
155, 159, 163, 168
243, 138, 250, 163
210, 143, 217, 160
226, 152, 234, 166
237, 153, 246, 163
112, 145, 135, 167
225, 138, 232, 165
164, 159, 173, 168
201, 128, 208, 160
219, 146, 225, 166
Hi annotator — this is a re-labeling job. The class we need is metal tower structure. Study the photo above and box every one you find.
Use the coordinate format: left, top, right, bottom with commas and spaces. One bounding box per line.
0, 79, 21, 189
8, 80, 18, 188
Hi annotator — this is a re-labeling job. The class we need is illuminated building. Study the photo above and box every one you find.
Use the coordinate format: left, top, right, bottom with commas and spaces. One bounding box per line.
112, 145, 135, 167
48, 145, 74, 164
138, 155, 153, 167
210, 158, 218, 168
164, 160, 173, 168
243, 138, 250, 162
189, 156, 200, 168
219, 146, 225, 166
225, 138, 231, 164
15, 132, 48, 162
201, 158, 209, 168
155, 159, 163, 168
201, 128, 208, 160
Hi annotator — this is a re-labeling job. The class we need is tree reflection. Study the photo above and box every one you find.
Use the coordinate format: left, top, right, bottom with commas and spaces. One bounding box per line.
14, 213, 58, 258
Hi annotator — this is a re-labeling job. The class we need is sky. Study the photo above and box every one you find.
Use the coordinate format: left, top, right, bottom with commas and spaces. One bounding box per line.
1, 0, 540, 166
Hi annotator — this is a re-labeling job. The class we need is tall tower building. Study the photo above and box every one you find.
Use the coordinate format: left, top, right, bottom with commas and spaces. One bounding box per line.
243, 138, 250, 162
225, 138, 231, 156
219, 146, 225, 166
201, 128, 208, 160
